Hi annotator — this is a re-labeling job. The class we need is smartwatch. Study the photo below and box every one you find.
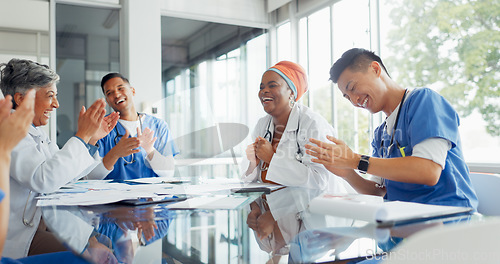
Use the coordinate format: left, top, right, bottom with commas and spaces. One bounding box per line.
357, 155, 370, 173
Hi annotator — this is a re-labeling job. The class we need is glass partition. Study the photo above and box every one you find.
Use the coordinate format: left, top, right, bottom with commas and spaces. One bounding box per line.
55, 3, 120, 147
161, 17, 268, 178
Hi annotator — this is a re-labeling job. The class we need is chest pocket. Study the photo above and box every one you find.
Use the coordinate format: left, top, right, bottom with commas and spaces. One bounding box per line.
393, 134, 412, 157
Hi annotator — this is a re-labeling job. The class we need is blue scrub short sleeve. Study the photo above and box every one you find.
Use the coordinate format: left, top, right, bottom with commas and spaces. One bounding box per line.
404, 88, 461, 148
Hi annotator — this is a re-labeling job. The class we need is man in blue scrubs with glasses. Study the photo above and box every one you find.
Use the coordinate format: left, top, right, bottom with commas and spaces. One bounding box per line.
88, 73, 179, 180
306, 48, 477, 210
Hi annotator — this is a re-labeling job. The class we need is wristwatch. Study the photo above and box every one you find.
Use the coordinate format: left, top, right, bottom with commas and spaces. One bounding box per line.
357, 155, 370, 173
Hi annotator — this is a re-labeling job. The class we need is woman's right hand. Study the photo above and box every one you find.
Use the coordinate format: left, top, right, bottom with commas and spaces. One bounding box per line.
75, 99, 106, 143
102, 130, 140, 170
254, 137, 274, 164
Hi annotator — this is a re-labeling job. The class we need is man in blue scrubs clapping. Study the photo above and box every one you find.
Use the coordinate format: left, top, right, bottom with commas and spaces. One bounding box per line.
306, 48, 477, 210
88, 73, 179, 180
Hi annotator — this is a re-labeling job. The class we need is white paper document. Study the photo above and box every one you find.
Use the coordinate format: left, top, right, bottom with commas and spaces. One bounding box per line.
36, 179, 279, 207
37, 180, 175, 206
308, 194, 473, 224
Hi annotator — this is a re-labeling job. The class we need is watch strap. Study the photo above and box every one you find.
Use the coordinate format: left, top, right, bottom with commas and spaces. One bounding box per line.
357, 155, 370, 173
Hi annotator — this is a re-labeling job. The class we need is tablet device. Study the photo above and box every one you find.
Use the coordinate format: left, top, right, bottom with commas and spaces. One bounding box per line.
231, 187, 271, 194
116, 195, 187, 206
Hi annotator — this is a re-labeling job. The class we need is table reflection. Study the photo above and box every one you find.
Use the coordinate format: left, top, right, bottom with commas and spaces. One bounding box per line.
40, 186, 484, 264
246, 187, 355, 262
42, 204, 175, 264
289, 213, 479, 263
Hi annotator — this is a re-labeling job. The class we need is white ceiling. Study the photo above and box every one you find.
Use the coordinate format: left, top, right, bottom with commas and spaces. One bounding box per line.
55, 4, 264, 72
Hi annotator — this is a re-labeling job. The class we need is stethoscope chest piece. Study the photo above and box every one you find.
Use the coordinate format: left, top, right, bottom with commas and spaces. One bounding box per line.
295, 152, 303, 162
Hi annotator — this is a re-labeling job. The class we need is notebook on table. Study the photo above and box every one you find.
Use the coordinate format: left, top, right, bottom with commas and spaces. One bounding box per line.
308, 194, 473, 226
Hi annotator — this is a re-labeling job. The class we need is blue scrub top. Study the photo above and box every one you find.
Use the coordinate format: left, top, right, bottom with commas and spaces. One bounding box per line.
0, 189, 3, 202
98, 114, 179, 180
371, 88, 478, 210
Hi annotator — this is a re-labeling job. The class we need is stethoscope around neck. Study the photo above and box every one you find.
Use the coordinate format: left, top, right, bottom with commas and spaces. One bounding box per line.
263, 116, 304, 163
380, 89, 408, 159
113, 112, 144, 165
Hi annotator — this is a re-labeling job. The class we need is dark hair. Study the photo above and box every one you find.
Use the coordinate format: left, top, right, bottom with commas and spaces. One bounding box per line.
100, 72, 129, 93
329, 48, 390, 83
0, 58, 59, 108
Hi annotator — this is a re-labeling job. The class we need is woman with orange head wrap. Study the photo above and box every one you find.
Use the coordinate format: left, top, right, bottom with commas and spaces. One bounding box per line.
241, 61, 352, 193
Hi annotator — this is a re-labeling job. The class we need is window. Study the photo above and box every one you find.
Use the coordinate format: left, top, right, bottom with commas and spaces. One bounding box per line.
300, 7, 333, 124
277, 22, 292, 61
161, 18, 268, 178
331, 0, 371, 154
379, 0, 500, 166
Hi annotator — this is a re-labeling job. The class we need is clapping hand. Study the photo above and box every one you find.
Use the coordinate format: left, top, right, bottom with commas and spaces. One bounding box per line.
0, 90, 35, 153
89, 112, 120, 145
245, 141, 260, 166
75, 99, 106, 143
254, 137, 274, 164
137, 127, 156, 159
306, 135, 358, 171
103, 130, 141, 170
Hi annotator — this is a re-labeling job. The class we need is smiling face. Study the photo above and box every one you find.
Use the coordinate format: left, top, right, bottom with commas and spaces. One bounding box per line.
33, 83, 59, 127
103, 77, 136, 116
259, 71, 294, 118
337, 61, 387, 114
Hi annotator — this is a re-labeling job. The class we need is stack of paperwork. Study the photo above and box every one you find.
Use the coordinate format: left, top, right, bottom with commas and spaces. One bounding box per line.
36, 178, 280, 210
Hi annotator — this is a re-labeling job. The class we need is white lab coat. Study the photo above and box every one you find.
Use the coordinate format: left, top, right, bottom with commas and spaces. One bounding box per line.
253, 188, 353, 255
42, 208, 94, 254
241, 104, 352, 193
4, 125, 102, 259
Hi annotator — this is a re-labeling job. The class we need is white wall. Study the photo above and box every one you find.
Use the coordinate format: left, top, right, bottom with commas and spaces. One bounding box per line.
0, 0, 50, 132
160, 0, 270, 28
268, 0, 292, 12
120, 0, 162, 113
0, 0, 49, 32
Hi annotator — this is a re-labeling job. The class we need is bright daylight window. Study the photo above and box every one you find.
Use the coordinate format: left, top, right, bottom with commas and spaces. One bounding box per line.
379, 0, 500, 165
331, 0, 371, 155
277, 22, 292, 61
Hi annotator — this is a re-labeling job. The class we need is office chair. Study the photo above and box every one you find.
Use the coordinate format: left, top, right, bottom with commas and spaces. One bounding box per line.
383, 218, 500, 264
469, 172, 500, 216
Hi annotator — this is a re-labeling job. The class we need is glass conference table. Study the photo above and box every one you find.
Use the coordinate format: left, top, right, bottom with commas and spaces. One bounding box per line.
40, 183, 483, 264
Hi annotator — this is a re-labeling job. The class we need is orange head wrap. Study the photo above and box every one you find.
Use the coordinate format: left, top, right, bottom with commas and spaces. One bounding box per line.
267, 61, 308, 102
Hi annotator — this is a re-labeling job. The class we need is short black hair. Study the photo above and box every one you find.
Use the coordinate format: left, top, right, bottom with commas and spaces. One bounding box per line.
100, 72, 129, 93
329, 48, 390, 83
